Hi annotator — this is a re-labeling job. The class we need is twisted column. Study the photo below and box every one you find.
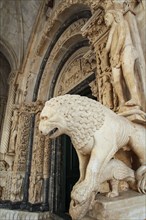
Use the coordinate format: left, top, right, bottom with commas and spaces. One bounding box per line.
0, 71, 17, 153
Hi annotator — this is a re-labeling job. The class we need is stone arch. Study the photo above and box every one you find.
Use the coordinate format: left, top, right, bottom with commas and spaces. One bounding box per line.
0, 38, 18, 71
37, 14, 91, 101
0, 39, 18, 153
24, 1, 92, 102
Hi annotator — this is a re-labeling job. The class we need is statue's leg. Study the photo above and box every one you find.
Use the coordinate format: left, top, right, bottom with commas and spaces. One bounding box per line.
122, 49, 140, 106
112, 67, 125, 107
106, 179, 119, 197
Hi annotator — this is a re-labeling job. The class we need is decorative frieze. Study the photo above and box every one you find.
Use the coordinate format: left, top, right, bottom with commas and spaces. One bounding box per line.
39, 18, 88, 97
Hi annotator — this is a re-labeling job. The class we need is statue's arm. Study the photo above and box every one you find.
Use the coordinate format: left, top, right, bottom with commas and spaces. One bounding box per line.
105, 24, 116, 53
114, 21, 126, 56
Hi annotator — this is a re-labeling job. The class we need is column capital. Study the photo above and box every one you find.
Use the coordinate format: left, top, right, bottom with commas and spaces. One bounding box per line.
19, 100, 45, 115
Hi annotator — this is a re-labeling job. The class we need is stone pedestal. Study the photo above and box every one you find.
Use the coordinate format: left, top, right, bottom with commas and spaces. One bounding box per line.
0, 209, 63, 220
84, 191, 146, 220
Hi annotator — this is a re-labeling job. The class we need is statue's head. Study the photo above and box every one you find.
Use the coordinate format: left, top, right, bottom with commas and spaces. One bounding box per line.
104, 10, 123, 26
39, 99, 67, 138
104, 11, 114, 27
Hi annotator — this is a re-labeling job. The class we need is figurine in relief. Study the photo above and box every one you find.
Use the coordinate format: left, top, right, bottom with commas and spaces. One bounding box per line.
39, 94, 146, 219
11, 174, 23, 201
9, 109, 19, 153
104, 10, 141, 110
29, 175, 42, 203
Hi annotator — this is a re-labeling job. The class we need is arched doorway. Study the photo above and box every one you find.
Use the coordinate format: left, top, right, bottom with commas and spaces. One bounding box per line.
51, 46, 97, 216
60, 85, 97, 213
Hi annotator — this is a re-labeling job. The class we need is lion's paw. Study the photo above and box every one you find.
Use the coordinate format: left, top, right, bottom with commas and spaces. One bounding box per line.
71, 181, 91, 204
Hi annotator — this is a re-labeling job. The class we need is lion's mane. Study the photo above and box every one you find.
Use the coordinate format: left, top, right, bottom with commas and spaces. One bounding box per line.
46, 95, 105, 149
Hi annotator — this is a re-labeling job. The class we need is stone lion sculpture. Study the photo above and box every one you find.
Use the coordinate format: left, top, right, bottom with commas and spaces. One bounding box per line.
39, 94, 146, 219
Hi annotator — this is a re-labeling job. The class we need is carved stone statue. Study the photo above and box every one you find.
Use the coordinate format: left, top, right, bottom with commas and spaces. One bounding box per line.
29, 175, 42, 203
39, 94, 146, 219
11, 174, 23, 201
9, 108, 19, 153
104, 10, 141, 111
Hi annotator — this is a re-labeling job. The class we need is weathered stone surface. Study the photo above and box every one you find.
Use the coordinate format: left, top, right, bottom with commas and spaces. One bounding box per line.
86, 191, 146, 220
0, 209, 63, 220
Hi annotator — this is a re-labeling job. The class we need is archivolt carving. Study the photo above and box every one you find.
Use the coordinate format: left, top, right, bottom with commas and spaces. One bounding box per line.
38, 18, 88, 98
36, 0, 92, 45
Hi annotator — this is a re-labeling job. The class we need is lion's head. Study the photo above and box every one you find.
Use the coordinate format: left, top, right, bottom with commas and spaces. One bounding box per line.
39, 98, 68, 138
39, 95, 105, 147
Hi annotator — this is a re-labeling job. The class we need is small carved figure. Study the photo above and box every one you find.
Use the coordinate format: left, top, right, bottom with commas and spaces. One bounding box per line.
104, 10, 141, 110
39, 94, 146, 219
29, 175, 42, 203
11, 174, 22, 201
29, 175, 36, 203
34, 176, 42, 203
9, 109, 19, 153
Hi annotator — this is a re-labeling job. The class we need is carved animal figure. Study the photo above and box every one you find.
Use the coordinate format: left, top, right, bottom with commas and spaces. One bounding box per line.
69, 158, 136, 220
100, 158, 135, 197
39, 94, 146, 218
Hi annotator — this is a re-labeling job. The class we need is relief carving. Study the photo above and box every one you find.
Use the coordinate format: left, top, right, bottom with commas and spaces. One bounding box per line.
29, 119, 44, 203
55, 55, 95, 96
13, 111, 31, 172
29, 175, 43, 203
40, 18, 88, 94
8, 106, 19, 154
10, 173, 23, 202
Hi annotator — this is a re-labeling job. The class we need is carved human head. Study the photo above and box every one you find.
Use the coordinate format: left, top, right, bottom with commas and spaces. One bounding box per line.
104, 10, 123, 26
104, 11, 114, 26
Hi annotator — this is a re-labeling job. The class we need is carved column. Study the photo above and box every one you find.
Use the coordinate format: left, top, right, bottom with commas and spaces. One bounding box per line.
0, 71, 17, 153
28, 101, 45, 204
81, 8, 117, 110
